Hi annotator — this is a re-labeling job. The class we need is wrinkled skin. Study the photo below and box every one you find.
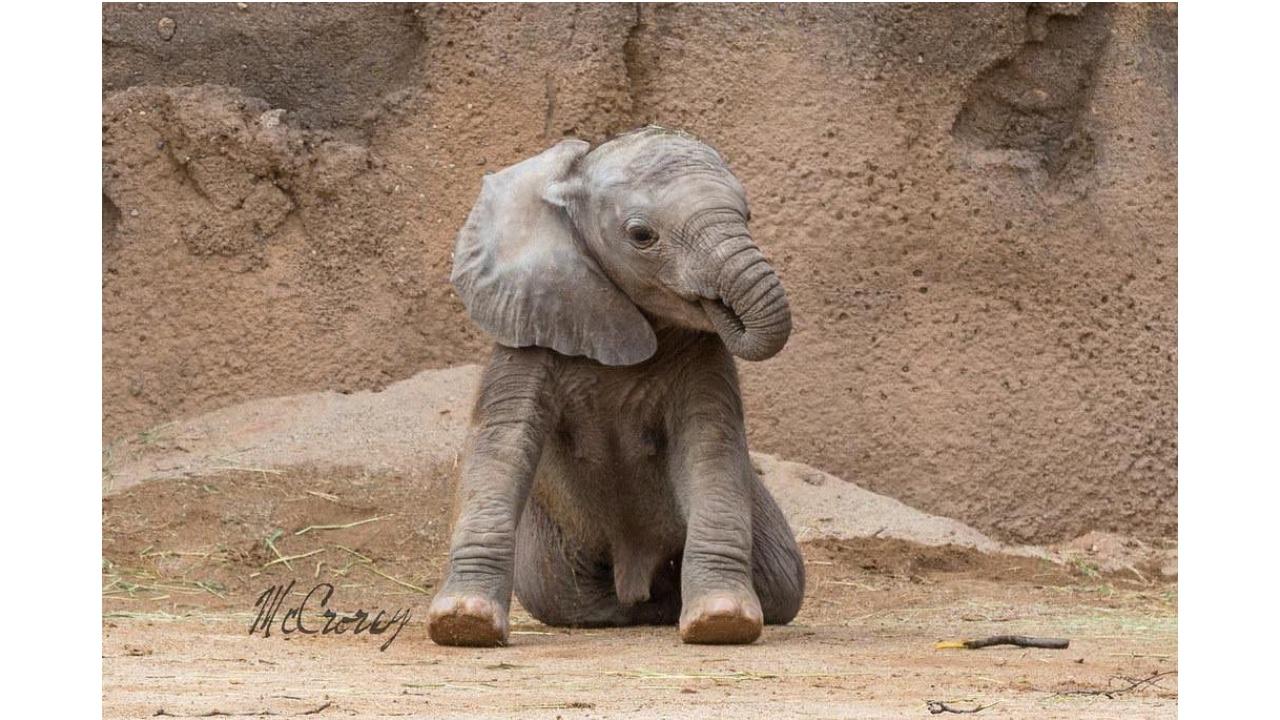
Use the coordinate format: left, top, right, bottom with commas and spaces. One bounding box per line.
430, 128, 803, 646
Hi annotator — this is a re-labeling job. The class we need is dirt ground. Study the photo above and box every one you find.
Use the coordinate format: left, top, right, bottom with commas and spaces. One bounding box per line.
102, 467, 1176, 718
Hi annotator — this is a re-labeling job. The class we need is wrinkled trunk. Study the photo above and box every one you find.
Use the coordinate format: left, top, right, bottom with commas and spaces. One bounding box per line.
698, 234, 791, 361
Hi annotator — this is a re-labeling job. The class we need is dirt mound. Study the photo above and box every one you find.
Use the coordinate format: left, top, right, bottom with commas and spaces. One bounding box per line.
103, 4, 1177, 545
103, 365, 480, 491
104, 365, 1175, 582
104, 365, 1013, 556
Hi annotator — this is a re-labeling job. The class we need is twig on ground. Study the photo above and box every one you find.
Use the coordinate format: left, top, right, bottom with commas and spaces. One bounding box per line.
194, 580, 228, 599
209, 466, 283, 475
295, 515, 391, 536
936, 635, 1070, 650
324, 545, 432, 593
610, 669, 779, 682
261, 548, 325, 570
335, 545, 373, 562
357, 562, 434, 595
160, 702, 329, 717
1052, 670, 1177, 699
927, 699, 1000, 714
306, 490, 342, 502
264, 530, 292, 571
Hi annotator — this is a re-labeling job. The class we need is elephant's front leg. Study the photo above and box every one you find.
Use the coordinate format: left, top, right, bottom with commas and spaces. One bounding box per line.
427, 349, 552, 647
673, 383, 763, 645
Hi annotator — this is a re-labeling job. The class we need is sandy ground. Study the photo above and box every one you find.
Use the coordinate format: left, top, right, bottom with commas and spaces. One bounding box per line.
102, 468, 1177, 719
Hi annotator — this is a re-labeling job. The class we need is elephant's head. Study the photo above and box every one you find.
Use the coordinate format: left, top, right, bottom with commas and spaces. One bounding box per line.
452, 127, 791, 366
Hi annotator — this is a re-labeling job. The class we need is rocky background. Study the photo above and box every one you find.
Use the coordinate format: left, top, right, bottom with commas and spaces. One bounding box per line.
102, 3, 1177, 544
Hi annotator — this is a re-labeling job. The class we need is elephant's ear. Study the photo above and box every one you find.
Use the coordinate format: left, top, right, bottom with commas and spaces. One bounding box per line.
451, 139, 658, 366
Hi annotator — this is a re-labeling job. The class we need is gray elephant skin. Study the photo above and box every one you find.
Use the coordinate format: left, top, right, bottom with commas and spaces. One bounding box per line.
427, 127, 805, 646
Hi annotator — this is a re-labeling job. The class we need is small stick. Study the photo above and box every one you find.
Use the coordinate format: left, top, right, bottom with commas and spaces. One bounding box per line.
334, 545, 373, 562
294, 515, 391, 536
936, 635, 1069, 650
264, 531, 292, 571
1053, 670, 1177, 698
357, 563, 434, 595
261, 548, 325, 570
927, 699, 999, 714
209, 466, 283, 475
195, 581, 227, 599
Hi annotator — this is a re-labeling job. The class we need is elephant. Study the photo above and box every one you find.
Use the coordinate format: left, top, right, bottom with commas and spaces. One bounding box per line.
427, 127, 804, 647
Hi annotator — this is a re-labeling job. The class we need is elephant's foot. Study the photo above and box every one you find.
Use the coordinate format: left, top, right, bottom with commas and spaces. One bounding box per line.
427, 594, 509, 647
679, 593, 763, 644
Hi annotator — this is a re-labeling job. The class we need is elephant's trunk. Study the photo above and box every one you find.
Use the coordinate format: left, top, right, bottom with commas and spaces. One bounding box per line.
698, 233, 791, 361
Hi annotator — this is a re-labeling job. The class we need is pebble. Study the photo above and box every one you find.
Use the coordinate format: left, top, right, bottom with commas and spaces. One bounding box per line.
157, 16, 175, 41
258, 108, 285, 129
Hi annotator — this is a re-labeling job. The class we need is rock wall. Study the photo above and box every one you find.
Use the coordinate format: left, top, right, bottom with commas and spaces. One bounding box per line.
102, 3, 1177, 543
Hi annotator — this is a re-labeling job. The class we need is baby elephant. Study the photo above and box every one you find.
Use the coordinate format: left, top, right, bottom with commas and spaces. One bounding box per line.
428, 127, 804, 646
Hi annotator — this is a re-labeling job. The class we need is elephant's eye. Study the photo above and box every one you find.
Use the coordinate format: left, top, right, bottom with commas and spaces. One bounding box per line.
625, 222, 659, 248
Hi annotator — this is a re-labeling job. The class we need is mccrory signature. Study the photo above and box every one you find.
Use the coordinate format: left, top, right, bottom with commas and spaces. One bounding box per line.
250, 580, 411, 651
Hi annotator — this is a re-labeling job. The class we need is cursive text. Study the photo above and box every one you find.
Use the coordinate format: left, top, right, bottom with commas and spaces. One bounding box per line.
250, 580, 412, 651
